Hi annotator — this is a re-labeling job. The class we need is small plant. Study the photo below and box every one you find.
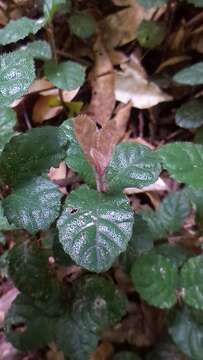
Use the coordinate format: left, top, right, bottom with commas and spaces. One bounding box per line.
1, 0, 203, 359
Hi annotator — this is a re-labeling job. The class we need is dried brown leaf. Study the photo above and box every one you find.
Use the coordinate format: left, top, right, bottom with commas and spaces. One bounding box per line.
32, 95, 62, 123
112, 101, 132, 142
90, 342, 113, 360
87, 38, 115, 126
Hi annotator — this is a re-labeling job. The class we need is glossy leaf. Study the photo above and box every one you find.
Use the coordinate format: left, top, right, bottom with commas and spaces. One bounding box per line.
131, 253, 177, 308
181, 255, 203, 309
44, 61, 85, 90
0, 126, 67, 188
173, 62, 203, 85
0, 107, 17, 154
175, 99, 203, 129
169, 307, 203, 360
158, 142, 203, 188
68, 12, 96, 39
4, 294, 55, 352
57, 185, 134, 272
3, 177, 62, 233
0, 51, 35, 106
137, 20, 165, 49
105, 142, 161, 193
0, 17, 45, 45
61, 119, 96, 187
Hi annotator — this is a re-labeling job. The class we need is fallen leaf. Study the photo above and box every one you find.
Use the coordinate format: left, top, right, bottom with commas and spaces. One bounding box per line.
28, 78, 54, 94
90, 342, 114, 360
124, 177, 168, 194
99, 2, 154, 49
115, 54, 172, 109
112, 100, 132, 142
32, 95, 62, 123
86, 38, 115, 125
0, 288, 19, 327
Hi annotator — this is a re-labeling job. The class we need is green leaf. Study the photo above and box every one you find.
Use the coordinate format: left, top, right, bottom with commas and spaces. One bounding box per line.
0, 107, 17, 154
169, 307, 203, 360
158, 142, 203, 188
72, 276, 127, 333
137, 0, 167, 8
4, 293, 55, 352
0, 17, 45, 45
44, 61, 85, 90
137, 20, 165, 49
57, 185, 134, 272
0, 200, 14, 231
68, 12, 96, 39
20, 40, 52, 61
173, 62, 203, 85
194, 126, 203, 144
139, 208, 165, 239
9, 242, 52, 298
44, 0, 70, 20
61, 119, 96, 187
184, 186, 203, 224
3, 177, 62, 233
175, 99, 203, 129
131, 253, 178, 308
56, 315, 98, 360
152, 243, 190, 268
0, 126, 67, 188
113, 352, 141, 360
186, 0, 203, 7
180, 255, 203, 309
105, 142, 161, 193
158, 191, 191, 233
0, 51, 35, 106
56, 275, 127, 360
129, 213, 155, 254
53, 233, 74, 266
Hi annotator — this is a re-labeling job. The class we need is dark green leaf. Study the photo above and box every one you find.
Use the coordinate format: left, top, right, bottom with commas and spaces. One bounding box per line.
194, 126, 203, 144
175, 99, 203, 129
20, 40, 52, 61
0, 126, 67, 188
0, 107, 17, 154
61, 119, 96, 187
184, 186, 203, 224
181, 255, 203, 309
0, 17, 45, 45
169, 307, 203, 360
113, 352, 141, 360
4, 294, 55, 352
57, 185, 134, 272
44, 61, 85, 90
0, 200, 14, 231
53, 233, 74, 266
158, 142, 203, 188
131, 253, 178, 308
137, 20, 165, 49
129, 213, 155, 254
3, 177, 62, 233
105, 142, 161, 193
173, 62, 203, 85
151, 243, 190, 268
0, 51, 35, 106
68, 12, 96, 39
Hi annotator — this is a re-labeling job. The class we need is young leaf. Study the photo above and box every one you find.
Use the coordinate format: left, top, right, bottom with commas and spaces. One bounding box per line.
4, 294, 55, 352
68, 12, 96, 39
175, 99, 203, 129
61, 119, 96, 187
137, 0, 167, 8
0, 126, 67, 188
57, 185, 134, 272
137, 20, 165, 49
131, 253, 178, 308
0, 107, 17, 154
169, 307, 203, 360
173, 62, 203, 85
158, 142, 203, 188
3, 177, 62, 233
0, 51, 35, 106
105, 142, 161, 193
20, 40, 52, 61
113, 352, 141, 360
180, 255, 203, 309
44, 61, 85, 90
0, 17, 45, 45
